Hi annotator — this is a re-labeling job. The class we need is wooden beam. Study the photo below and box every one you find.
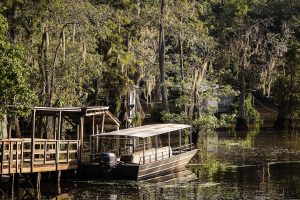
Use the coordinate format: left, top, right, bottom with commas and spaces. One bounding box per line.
1, 141, 4, 174
21, 141, 24, 173
9, 142, 12, 174
57, 111, 62, 140
105, 111, 120, 127
179, 130, 182, 154
36, 172, 41, 198
53, 116, 56, 140
79, 117, 84, 163
143, 138, 145, 164
32, 109, 36, 139
92, 116, 95, 135
85, 111, 105, 117
168, 132, 171, 158
155, 135, 158, 161
101, 113, 105, 133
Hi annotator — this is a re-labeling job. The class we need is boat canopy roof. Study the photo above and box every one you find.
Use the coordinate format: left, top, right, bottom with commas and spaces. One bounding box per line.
96, 123, 191, 138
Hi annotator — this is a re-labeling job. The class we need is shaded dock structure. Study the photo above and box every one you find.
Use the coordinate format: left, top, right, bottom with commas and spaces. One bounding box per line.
0, 106, 119, 177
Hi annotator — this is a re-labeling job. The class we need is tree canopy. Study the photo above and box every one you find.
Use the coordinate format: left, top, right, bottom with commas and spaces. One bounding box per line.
1, 0, 300, 130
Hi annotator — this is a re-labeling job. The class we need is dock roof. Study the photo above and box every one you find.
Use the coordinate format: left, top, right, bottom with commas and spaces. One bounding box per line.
96, 123, 191, 138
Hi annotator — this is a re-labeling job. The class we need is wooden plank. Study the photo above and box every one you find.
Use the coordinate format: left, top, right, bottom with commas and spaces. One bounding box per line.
31, 139, 35, 173
92, 116, 95, 135
44, 141, 47, 165
9, 142, 13, 174
56, 140, 59, 170
179, 130, 182, 154
79, 117, 84, 163
57, 111, 62, 140
101, 113, 105, 133
21, 141, 24, 173
105, 111, 120, 126
32, 109, 36, 138
89, 136, 92, 162
1, 141, 4, 174
53, 116, 56, 140
16, 142, 19, 173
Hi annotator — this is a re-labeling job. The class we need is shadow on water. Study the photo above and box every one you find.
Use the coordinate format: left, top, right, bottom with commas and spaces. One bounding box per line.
1, 127, 300, 199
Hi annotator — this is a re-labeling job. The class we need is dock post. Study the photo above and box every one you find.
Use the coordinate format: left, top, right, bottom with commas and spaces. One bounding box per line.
35, 172, 41, 199
10, 173, 14, 198
57, 171, 61, 195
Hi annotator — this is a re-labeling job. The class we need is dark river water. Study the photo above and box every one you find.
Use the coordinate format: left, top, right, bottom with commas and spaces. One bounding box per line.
2, 127, 300, 199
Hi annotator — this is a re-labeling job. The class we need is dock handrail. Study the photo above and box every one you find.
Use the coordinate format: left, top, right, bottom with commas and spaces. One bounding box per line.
0, 138, 80, 174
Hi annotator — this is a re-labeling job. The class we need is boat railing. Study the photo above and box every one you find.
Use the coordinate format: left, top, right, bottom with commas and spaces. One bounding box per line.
139, 150, 170, 164
172, 144, 195, 155
139, 143, 195, 164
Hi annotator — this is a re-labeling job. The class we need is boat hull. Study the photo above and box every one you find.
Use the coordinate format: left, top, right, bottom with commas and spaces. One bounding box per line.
113, 149, 198, 181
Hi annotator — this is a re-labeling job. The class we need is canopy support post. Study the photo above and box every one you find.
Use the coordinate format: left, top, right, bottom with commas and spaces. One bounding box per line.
142, 138, 145, 164
168, 132, 171, 158
190, 127, 193, 148
179, 130, 182, 154
155, 135, 158, 161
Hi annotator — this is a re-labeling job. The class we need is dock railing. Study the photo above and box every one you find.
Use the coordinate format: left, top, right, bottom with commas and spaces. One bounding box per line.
0, 138, 80, 174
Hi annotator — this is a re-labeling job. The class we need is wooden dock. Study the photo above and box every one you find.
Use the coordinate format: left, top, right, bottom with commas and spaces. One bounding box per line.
0, 138, 80, 174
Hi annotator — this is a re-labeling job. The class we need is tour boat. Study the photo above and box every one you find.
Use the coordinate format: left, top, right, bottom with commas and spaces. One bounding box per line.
89, 124, 198, 181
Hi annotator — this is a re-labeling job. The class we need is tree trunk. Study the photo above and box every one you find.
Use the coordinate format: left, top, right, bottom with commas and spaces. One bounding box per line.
14, 116, 21, 138
1, 115, 8, 139
9, 1, 18, 44
158, 0, 169, 112
274, 102, 287, 129
179, 31, 184, 80
236, 74, 248, 131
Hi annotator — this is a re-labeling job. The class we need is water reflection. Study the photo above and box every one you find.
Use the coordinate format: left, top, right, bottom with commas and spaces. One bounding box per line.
1, 128, 300, 199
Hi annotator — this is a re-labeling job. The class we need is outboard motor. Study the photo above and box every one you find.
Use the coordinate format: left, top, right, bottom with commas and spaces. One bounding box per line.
99, 152, 117, 177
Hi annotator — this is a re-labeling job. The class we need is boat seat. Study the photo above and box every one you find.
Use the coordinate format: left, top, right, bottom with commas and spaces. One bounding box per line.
120, 154, 133, 163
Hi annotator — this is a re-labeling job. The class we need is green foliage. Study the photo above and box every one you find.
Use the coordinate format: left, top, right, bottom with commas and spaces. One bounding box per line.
0, 11, 36, 117
161, 112, 191, 124
244, 95, 261, 123
273, 41, 300, 125
0, 0, 299, 131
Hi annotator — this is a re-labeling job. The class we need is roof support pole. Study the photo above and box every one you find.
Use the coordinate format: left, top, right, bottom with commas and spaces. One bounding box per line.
142, 138, 145, 164
96, 125, 99, 153
155, 135, 158, 161
57, 111, 62, 140
168, 132, 171, 158
91, 116, 95, 160
190, 127, 193, 148
92, 116, 95, 135
79, 116, 84, 163
32, 109, 36, 139
132, 137, 135, 153
53, 116, 56, 140
31, 109, 36, 173
179, 130, 182, 154
101, 113, 105, 133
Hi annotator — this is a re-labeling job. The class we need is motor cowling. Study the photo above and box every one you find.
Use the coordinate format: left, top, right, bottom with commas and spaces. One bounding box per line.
99, 152, 117, 176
